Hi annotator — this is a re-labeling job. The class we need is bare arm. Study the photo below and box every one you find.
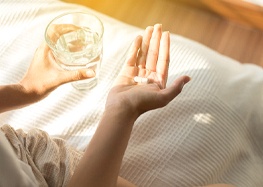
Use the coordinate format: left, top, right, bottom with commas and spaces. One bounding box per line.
0, 25, 235, 187
66, 25, 236, 187
0, 42, 95, 113
67, 24, 190, 187
0, 84, 35, 113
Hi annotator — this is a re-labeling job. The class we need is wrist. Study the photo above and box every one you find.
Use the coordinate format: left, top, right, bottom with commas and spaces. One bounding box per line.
104, 99, 139, 126
12, 83, 40, 104
0, 84, 38, 113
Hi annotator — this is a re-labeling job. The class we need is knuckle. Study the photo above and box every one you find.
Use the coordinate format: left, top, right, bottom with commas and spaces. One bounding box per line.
158, 55, 170, 64
72, 71, 81, 81
148, 48, 158, 57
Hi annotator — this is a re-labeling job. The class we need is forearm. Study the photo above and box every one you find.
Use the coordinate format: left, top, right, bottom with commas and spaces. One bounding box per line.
67, 104, 137, 187
0, 84, 38, 113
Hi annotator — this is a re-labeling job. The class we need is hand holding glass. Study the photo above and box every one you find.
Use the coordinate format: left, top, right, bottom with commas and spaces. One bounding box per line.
45, 12, 104, 90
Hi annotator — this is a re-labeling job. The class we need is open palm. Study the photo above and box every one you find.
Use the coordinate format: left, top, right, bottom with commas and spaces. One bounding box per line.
107, 24, 190, 116
114, 24, 169, 88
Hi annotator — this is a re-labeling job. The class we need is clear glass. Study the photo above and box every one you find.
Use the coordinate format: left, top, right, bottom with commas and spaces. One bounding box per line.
45, 12, 104, 90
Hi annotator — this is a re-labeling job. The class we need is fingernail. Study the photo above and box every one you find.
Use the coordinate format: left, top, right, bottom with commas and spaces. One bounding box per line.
185, 76, 191, 84
154, 23, 162, 29
86, 69, 95, 77
146, 26, 154, 31
181, 76, 191, 89
163, 31, 170, 37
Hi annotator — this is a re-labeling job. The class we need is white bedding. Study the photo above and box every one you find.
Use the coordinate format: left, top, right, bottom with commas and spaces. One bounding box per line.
245, 0, 263, 6
1, 0, 263, 186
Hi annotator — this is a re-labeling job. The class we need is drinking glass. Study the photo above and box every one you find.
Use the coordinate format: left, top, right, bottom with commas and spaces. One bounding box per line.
45, 12, 104, 90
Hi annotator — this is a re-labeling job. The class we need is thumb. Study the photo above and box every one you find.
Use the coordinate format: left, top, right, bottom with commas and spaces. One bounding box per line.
61, 68, 96, 84
161, 75, 191, 104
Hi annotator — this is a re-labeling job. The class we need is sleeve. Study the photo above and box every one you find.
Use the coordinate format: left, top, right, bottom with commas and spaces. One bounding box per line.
0, 131, 38, 187
0, 124, 84, 187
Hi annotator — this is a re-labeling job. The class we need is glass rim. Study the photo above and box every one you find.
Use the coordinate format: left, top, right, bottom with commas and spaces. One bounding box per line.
44, 11, 104, 51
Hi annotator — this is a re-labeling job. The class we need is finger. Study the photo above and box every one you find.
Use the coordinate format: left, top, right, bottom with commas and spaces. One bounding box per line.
160, 76, 191, 105
126, 35, 143, 66
145, 24, 162, 72
137, 26, 154, 68
156, 31, 170, 88
60, 69, 96, 84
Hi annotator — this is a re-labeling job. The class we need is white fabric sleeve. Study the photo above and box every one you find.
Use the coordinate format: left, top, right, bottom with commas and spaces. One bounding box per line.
0, 131, 38, 187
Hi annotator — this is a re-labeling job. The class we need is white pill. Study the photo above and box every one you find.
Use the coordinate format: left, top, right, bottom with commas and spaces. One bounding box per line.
134, 76, 149, 84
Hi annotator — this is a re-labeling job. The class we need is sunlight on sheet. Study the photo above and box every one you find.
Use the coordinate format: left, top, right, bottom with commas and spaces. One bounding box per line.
193, 113, 214, 125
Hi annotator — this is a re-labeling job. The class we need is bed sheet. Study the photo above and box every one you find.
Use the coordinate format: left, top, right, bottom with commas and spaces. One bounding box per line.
1, 0, 263, 187
245, 0, 263, 6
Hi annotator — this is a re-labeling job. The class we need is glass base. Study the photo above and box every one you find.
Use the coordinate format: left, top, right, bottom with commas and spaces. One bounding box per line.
71, 78, 98, 90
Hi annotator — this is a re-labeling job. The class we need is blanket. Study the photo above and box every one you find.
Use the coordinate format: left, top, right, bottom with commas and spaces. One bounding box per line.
1, 0, 263, 186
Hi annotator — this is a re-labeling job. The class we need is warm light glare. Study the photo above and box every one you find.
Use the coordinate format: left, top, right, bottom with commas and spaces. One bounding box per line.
243, 0, 263, 6
193, 113, 214, 125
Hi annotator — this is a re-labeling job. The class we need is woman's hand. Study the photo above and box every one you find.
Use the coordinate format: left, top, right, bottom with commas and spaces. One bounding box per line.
20, 25, 95, 101
68, 25, 190, 187
106, 24, 190, 118
19, 42, 95, 99
1, 28, 97, 114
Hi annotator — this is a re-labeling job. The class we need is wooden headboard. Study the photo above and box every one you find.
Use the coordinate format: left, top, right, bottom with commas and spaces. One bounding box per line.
176, 0, 263, 31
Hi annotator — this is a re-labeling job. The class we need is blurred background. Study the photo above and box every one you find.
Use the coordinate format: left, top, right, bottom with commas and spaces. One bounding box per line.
63, 0, 263, 66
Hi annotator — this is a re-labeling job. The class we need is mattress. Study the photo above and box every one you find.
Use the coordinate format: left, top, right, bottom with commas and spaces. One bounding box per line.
1, 0, 263, 186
